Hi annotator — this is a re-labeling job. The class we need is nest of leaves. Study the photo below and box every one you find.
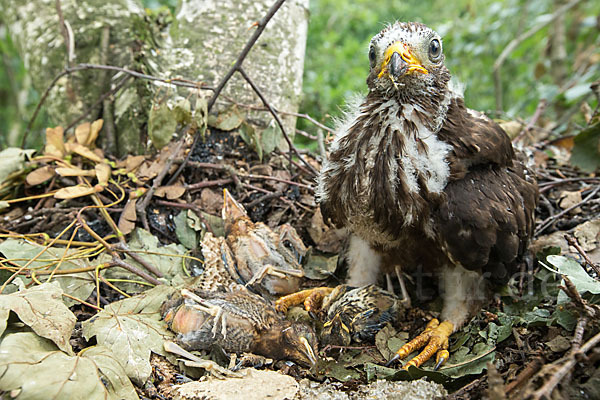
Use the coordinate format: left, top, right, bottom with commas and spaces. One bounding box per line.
0, 109, 599, 400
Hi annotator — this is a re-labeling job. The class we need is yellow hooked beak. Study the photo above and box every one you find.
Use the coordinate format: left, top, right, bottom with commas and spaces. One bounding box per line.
377, 41, 428, 79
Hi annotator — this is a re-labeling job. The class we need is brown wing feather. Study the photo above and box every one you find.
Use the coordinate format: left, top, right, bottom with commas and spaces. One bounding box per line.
438, 97, 515, 180
436, 100, 538, 281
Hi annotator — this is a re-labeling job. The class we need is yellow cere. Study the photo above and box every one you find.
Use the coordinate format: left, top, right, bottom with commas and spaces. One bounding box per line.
378, 41, 428, 79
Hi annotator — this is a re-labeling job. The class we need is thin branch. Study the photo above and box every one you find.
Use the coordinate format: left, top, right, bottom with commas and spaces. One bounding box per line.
23, 63, 212, 146
137, 138, 186, 231
238, 67, 319, 176
535, 185, 600, 235
513, 99, 547, 143
55, 0, 74, 66
564, 234, 600, 276
206, 0, 286, 112
493, 0, 583, 113
65, 74, 132, 132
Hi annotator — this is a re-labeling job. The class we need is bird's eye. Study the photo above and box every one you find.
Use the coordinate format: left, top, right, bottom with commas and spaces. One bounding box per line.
428, 38, 442, 61
368, 47, 376, 67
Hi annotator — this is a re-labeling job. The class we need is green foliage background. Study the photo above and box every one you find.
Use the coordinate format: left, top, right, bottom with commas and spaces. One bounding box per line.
1, 0, 598, 149
299, 0, 599, 139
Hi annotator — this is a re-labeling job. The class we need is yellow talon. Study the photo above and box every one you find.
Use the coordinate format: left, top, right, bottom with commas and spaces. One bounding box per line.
387, 319, 454, 369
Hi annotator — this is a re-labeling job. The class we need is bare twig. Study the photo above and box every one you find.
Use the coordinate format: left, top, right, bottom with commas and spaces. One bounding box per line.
65, 74, 132, 133
238, 67, 318, 176
506, 356, 544, 394
493, 0, 583, 113
137, 138, 186, 231
206, 0, 286, 112
55, 0, 74, 66
23, 63, 211, 146
221, 96, 335, 134
535, 185, 600, 235
529, 325, 600, 400
513, 99, 547, 143
564, 234, 600, 276
187, 178, 234, 192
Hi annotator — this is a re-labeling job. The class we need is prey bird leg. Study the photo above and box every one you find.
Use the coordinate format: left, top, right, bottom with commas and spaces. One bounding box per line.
182, 289, 228, 338
164, 341, 243, 379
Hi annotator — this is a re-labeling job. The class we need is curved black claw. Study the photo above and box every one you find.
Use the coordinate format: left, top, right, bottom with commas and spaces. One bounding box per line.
174, 373, 193, 384
434, 355, 447, 371
385, 353, 401, 368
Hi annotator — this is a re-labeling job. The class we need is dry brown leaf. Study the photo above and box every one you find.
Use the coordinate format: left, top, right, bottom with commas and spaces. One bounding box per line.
199, 188, 223, 214
88, 119, 103, 146
137, 159, 165, 180
124, 155, 145, 172
44, 127, 65, 158
54, 184, 102, 199
75, 122, 91, 146
26, 166, 55, 186
55, 167, 95, 177
65, 143, 104, 163
118, 199, 137, 234
155, 185, 185, 200
550, 135, 575, 151
95, 163, 112, 186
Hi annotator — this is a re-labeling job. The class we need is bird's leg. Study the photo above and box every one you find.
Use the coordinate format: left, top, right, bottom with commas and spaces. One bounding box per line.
181, 289, 227, 338
395, 265, 411, 308
164, 341, 243, 379
275, 287, 334, 314
385, 273, 394, 293
245, 264, 304, 288
386, 318, 453, 369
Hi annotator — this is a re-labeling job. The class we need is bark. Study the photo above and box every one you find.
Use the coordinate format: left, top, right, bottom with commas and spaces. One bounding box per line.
163, 0, 309, 145
1, 0, 309, 156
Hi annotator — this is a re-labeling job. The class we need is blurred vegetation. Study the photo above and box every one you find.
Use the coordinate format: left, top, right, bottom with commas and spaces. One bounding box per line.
1, 0, 598, 150
299, 0, 599, 142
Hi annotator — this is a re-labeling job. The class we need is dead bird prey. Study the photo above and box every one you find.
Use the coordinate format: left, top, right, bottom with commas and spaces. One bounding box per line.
223, 189, 307, 296
161, 288, 318, 368
315, 22, 538, 369
277, 284, 401, 347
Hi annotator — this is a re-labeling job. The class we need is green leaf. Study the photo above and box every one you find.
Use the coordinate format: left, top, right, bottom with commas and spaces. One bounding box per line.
0, 332, 136, 400
82, 285, 176, 385
0, 282, 76, 354
260, 121, 281, 157
207, 106, 243, 131
174, 210, 198, 250
0, 238, 96, 307
551, 307, 577, 331
0, 148, 35, 185
102, 228, 187, 293
238, 122, 263, 161
546, 255, 600, 304
148, 102, 177, 149
570, 122, 600, 172
173, 98, 192, 125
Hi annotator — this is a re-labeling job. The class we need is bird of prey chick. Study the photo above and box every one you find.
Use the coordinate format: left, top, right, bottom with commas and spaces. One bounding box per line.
314, 22, 538, 369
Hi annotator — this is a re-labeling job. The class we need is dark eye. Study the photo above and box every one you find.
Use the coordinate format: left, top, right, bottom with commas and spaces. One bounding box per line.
368, 47, 376, 67
428, 38, 442, 61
